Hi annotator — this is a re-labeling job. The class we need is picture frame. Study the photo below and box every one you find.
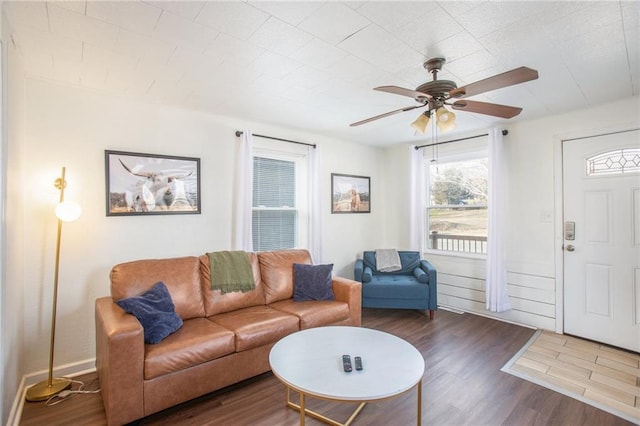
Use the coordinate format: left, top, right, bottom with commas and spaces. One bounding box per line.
331, 173, 370, 214
105, 150, 201, 216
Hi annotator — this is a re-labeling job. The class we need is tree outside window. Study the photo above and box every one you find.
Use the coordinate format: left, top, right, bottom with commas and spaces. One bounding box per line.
428, 158, 488, 254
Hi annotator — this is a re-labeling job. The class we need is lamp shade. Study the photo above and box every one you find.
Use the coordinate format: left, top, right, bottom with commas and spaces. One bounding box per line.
55, 201, 82, 222
410, 112, 430, 134
436, 106, 456, 132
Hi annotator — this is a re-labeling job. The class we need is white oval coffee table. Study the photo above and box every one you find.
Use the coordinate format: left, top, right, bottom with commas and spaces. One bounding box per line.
269, 326, 424, 425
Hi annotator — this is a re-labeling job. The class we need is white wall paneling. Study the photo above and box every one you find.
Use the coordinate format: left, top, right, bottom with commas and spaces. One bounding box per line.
429, 254, 556, 330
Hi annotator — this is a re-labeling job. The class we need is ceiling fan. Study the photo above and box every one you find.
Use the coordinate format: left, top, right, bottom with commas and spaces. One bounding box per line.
350, 57, 539, 134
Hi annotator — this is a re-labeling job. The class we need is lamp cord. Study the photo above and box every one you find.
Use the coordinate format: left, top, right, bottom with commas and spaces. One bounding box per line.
44, 378, 101, 407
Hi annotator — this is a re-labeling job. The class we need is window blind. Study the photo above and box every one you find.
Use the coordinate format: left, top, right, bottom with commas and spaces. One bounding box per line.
252, 157, 297, 251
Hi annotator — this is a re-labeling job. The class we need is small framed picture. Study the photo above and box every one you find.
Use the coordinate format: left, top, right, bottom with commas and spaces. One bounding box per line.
105, 150, 201, 216
331, 173, 370, 214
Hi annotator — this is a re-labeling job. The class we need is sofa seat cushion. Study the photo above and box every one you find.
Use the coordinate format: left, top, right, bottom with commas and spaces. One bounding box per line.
209, 306, 299, 352
363, 276, 428, 300
144, 318, 235, 380
269, 299, 349, 329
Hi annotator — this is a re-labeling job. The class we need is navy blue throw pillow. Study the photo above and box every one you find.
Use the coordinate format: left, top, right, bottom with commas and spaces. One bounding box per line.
116, 281, 183, 344
293, 263, 335, 302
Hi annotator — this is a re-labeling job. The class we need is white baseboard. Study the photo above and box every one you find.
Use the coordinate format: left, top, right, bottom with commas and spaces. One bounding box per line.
8, 358, 97, 426
437, 304, 465, 314
438, 303, 537, 330
7, 376, 25, 426
23, 358, 96, 386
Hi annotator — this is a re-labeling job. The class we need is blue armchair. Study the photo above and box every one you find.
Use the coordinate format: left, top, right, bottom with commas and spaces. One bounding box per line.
354, 251, 437, 319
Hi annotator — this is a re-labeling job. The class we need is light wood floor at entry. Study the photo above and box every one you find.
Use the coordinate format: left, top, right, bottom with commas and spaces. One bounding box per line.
504, 330, 640, 423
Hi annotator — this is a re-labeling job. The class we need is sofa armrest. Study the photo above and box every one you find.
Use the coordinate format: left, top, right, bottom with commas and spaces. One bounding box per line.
95, 297, 145, 426
362, 266, 373, 282
413, 267, 428, 283
354, 259, 364, 282
420, 260, 438, 310
331, 276, 362, 326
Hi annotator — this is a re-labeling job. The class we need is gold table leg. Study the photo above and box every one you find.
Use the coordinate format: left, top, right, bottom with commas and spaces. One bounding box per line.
282, 379, 422, 425
285, 386, 367, 426
417, 379, 422, 426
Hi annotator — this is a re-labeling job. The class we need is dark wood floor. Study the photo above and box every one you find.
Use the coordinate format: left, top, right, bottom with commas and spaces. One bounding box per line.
20, 308, 634, 425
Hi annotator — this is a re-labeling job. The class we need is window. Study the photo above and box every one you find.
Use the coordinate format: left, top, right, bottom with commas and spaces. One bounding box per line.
586, 148, 640, 176
425, 147, 488, 255
252, 145, 308, 251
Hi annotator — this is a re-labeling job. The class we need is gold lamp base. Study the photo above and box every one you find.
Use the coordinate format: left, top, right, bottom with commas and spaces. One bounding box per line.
25, 378, 71, 402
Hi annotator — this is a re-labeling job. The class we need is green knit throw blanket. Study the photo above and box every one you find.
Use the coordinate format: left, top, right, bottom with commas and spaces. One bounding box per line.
207, 250, 255, 294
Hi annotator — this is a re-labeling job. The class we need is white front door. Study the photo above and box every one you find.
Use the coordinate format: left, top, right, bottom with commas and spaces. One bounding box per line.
563, 129, 640, 352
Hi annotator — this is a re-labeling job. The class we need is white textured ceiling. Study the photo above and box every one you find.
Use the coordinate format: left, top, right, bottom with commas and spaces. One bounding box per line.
5, 1, 639, 146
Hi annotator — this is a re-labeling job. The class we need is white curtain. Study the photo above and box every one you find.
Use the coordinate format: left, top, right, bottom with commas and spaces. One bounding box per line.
233, 130, 254, 251
308, 144, 323, 263
486, 128, 511, 312
409, 145, 426, 252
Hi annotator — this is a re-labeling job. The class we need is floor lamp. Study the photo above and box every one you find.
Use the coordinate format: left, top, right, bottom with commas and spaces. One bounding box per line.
25, 167, 81, 402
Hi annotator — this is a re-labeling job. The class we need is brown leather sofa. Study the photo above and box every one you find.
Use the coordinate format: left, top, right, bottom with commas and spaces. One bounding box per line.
95, 249, 361, 425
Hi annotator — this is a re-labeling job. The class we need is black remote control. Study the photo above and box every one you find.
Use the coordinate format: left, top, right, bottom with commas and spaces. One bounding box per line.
342, 355, 352, 372
354, 356, 363, 371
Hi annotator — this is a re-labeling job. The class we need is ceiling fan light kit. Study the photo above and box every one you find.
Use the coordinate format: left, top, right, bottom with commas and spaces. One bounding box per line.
411, 111, 431, 134
350, 57, 539, 135
435, 106, 456, 132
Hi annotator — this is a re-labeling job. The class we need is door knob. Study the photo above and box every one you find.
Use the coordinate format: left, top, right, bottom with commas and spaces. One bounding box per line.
565, 244, 575, 252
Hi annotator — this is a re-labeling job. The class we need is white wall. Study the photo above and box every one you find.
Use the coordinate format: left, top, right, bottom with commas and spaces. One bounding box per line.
2, 14, 26, 425
379, 144, 413, 250
323, 139, 382, 277
17, 78, 385, 378
384, 96, 640, 330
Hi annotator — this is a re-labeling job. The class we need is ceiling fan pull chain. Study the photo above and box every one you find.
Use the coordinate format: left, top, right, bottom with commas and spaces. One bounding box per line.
431, 120, 439, 168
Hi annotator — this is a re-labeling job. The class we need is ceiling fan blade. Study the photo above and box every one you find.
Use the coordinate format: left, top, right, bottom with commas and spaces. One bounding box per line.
449, 67, 538, 98
350, 105, 424, 127
451, 100, 523, 119
374, 86, 432, 101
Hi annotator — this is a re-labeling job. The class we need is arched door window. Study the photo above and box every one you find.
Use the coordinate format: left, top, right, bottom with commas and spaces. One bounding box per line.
586, 148, 640, 176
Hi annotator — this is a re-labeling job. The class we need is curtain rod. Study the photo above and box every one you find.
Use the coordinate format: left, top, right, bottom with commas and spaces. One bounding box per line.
415, 129, 508, 150
235, 131, 316, 148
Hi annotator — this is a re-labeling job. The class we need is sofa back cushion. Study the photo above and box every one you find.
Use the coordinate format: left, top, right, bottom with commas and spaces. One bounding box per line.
110, 256, 205, 320
258, 249, 312, 304
363, 251, 421, 276
199, 252, 266, 316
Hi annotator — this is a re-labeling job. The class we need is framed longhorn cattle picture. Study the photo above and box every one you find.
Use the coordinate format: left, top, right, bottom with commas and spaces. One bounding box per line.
105, 150, 201, 216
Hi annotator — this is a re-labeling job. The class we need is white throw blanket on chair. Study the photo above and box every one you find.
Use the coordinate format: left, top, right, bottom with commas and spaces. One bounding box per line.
375, 249, 402, 272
